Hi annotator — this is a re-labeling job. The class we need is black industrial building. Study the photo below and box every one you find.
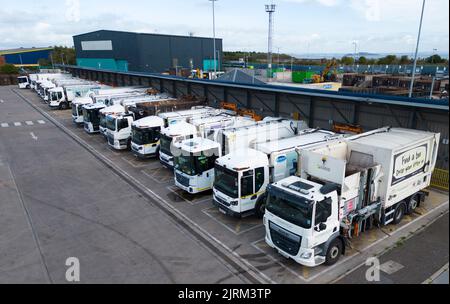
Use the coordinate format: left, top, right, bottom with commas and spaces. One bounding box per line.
73, 30, 223, 74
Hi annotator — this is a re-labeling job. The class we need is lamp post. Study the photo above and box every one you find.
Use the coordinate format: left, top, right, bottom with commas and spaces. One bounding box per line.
409, 0, 426, 98
209, 0, 218, 78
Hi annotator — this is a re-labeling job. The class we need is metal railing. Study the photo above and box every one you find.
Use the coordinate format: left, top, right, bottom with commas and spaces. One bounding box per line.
431, 168, 449, 191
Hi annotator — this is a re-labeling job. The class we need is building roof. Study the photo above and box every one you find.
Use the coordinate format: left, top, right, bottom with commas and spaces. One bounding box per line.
73, 30, 222, 41
0, 47, 53, 56
216, 69, 266, 85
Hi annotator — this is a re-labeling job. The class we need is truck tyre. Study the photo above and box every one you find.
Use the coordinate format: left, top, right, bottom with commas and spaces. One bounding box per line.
325, 239, 342, 266
407, 195, 419, 215
393, 202, 406, 225
60, 102, 69, 110
255, 195, 267, 219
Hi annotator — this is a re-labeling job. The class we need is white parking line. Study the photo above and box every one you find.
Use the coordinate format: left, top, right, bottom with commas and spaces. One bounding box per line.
0, 99, 4, 103
25, 121, 34, 126
14, 122, 22, 127
37, 120, 46, 124
1, 123, 9, 128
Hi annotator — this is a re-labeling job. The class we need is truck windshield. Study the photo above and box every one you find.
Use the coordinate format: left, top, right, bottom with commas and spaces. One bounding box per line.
175, 153, 216, 176
214, 165, 239, 199
106, 116, 117, 131
266, 192, 313, 229
100, 113, 107, 128
160, 134, 173, 156
131, 126, 161, 146
84, 109, 100, 124
18, 77, 28, 83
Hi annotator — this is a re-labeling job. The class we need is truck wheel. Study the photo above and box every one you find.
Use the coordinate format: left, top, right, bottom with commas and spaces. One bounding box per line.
407, 195, 419, 215
325, 239, 342, 266
393, 202, 406, 225
255, 196, 267, 219
60, 102, 69, 110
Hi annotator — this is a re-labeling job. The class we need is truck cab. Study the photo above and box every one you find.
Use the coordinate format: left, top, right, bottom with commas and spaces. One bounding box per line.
99, 105, 126, 137
49, 87, 67, 109
17, 76, 30, 89
131, 116, 165, 158
264, 176, 340, 267
41, 82, 56, 102
173, 116, 257, 194
213, 149, 270, 218
159, 121, 198, 169
72, 97, 94, 124
213, 130, 341, 218
83, 103, 106, 134
174, 138, 221, 194
106, 113, 135, 150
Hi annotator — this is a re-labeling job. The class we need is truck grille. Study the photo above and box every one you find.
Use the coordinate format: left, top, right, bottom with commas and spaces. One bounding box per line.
269, 222, 302, 256
176, 173, 190, 188
214, 195, 231, 207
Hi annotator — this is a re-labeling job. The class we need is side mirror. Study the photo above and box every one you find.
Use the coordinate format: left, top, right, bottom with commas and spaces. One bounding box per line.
319, 223, 327, 231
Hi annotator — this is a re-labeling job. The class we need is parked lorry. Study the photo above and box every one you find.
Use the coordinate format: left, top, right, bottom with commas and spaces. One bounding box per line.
263, 127, 440, 267
72, 97, 96, 124
83, 103, 108, 134
99, 105, 127, 136
50, 84, 104, 110
158, 107, 230, 168
129, 96, 207, 158
213, 129, 340, 218
17, 76, 30, 89
173, 116, 275, 194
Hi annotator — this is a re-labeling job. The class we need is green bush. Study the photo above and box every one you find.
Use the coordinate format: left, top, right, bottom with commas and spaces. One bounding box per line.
0, 64, 19, 74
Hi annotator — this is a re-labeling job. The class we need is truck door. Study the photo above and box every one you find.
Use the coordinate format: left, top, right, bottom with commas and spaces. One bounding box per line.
240, 170, 255, 213
312, 195, 339, 249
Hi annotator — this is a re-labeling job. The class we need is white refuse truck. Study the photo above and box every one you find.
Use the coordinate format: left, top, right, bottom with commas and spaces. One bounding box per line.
17, 76, 30, 89
130, 98, 208, 158
83, 103, 107, 134
50, 84, 104, 110
72, 97, 96, 124
213, 129, 340, 218
99, 105, 127, 136
173, 116, 257, 194
263, 127, 440, 267
158, 107, 229, 168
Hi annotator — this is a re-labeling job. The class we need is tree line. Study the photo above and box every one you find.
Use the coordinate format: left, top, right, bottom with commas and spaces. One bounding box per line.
224, 51, 449, 66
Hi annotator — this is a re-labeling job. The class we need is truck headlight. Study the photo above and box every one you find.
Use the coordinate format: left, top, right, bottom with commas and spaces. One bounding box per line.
301, 252, 312, 260
231, 200, 238, 206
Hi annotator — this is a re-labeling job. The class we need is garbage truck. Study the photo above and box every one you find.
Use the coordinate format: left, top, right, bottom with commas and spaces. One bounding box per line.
158, 107, 231, 168
49, 84, 104, 110
173, 117, 288, 194
213, 129, 341, 217
129, 97, 208, 158
263, 127, 440, 267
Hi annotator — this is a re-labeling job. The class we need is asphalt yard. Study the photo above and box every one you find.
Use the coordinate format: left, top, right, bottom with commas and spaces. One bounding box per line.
1, 85, 448, 284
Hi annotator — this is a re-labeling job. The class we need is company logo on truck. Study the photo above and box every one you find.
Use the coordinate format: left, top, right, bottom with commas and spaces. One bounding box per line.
392, 144, 428, 186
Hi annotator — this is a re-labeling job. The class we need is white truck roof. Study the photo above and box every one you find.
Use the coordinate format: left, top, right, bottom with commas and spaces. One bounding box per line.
216, 149, 269, 170
100, 105, 125, 114
175, 137, 220, 154
161, 121, 198, 137
349, 128, 438, 151
73, 97, 93, 105
254, 129, 337, 155
84, 103, 106, 110
133, 116, 165, 129
159, 107, 215, 119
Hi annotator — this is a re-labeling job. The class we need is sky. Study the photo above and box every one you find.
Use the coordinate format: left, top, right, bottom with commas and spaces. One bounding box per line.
0, 0, 448, 56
